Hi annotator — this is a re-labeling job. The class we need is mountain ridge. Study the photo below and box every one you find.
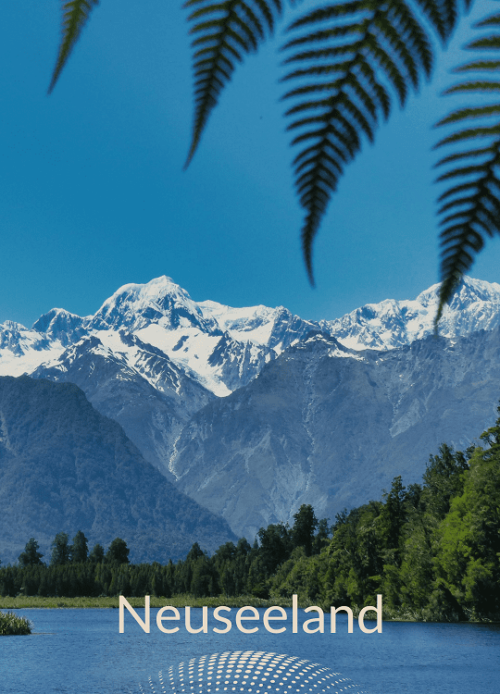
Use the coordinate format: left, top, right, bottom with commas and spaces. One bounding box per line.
2, 274, 500, 392
1, 274, 500, 543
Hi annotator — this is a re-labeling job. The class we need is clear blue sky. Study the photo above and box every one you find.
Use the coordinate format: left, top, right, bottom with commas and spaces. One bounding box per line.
1, 1, 499, 327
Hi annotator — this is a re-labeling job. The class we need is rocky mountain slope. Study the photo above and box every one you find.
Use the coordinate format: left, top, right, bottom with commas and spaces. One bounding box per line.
31, 333, 214, 478
0, 376, 235, 565
171, 329, 500, 538
1, 275, 499, 544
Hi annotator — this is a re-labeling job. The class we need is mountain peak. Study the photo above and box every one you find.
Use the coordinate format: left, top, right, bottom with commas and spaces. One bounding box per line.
2, 273, 500, 395
322, 275, 500, 351
32, 308, 86, 346
416, 276, 500, 308
89, 276, 219, 333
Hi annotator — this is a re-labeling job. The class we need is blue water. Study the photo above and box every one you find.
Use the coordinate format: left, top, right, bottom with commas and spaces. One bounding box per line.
1, 608, 499, 694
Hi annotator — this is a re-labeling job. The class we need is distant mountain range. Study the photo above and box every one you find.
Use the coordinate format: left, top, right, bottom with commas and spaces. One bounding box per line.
3, 275, 500, 389
1, 275, 499, 550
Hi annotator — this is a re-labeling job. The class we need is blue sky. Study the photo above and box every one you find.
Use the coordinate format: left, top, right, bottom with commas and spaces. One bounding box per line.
1, 0, 499, 327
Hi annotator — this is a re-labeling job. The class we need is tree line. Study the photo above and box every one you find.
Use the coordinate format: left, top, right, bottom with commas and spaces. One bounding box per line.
1, 409, 499, 621
0, 505, 328, 601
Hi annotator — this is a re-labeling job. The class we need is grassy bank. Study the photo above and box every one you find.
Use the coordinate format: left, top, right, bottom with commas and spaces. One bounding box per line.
0, 594, 294, 609
0, 610, 32, 635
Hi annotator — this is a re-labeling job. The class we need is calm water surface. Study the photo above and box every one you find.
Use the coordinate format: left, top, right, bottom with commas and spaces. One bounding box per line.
1, 608, 499, 694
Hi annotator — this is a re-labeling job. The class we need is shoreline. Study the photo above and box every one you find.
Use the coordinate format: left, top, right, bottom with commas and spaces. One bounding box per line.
0, 595, 291, 610
1, 595, 499, 624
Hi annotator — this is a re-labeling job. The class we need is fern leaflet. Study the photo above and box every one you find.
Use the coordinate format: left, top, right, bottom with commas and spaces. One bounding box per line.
435, 10, 500, 323
185, 0, 283, 167
49, 1, 99, 94
282, 0, 464, 284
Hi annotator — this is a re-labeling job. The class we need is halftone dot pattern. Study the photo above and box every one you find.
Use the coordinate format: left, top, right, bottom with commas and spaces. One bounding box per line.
138, 651, 368, 694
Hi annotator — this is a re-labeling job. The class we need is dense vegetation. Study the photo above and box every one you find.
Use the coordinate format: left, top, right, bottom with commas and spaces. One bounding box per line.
0, 611, 31, 635
1, 410, 499, 622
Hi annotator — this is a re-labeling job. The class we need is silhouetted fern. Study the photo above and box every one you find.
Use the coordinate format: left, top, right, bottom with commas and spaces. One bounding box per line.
49, 1, 99, 94
435, 10, 500, 322
184, 0, 283, 166
47, 1, 500, 317
281, 0, 465, 283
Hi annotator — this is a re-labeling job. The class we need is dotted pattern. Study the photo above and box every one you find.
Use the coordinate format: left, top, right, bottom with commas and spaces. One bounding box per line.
138, 651, 368, 694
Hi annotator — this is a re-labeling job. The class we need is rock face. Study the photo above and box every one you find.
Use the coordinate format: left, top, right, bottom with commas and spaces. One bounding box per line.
171, 330, 500, 539
0, 376, 235, 565
31, 333, 214, 478
1, 274, 500, 545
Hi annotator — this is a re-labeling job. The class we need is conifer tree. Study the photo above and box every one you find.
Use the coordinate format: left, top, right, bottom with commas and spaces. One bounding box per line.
18, 538, 44, 567
50, 532, 71, 566
105, 538, 130, 566
291, 504, 318, 556
71, 531, 89, 563
88, 543, 105, 563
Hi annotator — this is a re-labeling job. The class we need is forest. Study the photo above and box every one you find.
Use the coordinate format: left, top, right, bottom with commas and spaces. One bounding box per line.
1, 408, 499, 622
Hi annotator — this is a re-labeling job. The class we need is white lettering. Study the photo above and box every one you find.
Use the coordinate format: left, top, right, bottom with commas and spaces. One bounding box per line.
235, 606, 259, 633
292, 594, 298, 634
358, 594, 383, 633
263, 606, 287, 634
156, 605, 180, 634
330, 606, 354, 633
185, 606, 208, 634
303, 606, 324, 634
213, 606, 232, 634
119, 595, 150, 633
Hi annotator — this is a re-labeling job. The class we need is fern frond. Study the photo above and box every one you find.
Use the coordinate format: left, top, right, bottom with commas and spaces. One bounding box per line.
185, 0, 282, 167
49, 0, 99, 94
435, 10, 500, 323
282, 0, 460, 284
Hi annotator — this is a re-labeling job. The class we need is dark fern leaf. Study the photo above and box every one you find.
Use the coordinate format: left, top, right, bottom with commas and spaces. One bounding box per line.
435, 10, 500, 324
49, 0, 99, 94
282, 0, 462, 284
185, 0, 283, 167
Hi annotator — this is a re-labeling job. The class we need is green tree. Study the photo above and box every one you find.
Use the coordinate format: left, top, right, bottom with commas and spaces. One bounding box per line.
247, 555, 268, 598
88, 543, 105, 563
312, 518, 331, 555
186, 542, 205, 563
48, 1, 500, 316
378, 476, 407, 562
71, 531, 89, 563
422, 444, 470, 519
18, 538, 44, 567
435, 408, 500, 618
257, 522, 292, 576
106, 538, 130, 566
291, 504, 318, 556
50, 532, 71, 566
191, 555, 218, 597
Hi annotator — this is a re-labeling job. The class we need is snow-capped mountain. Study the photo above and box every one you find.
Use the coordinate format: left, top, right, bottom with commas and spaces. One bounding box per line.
0, 276, 288, 397
2, 275, 499, 390
1, 274, 499, 491
199, 300, 317, 353
322, 276, 500, 350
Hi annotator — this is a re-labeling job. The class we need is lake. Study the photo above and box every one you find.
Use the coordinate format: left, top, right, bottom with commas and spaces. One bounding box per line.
1, 607, 499, 694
